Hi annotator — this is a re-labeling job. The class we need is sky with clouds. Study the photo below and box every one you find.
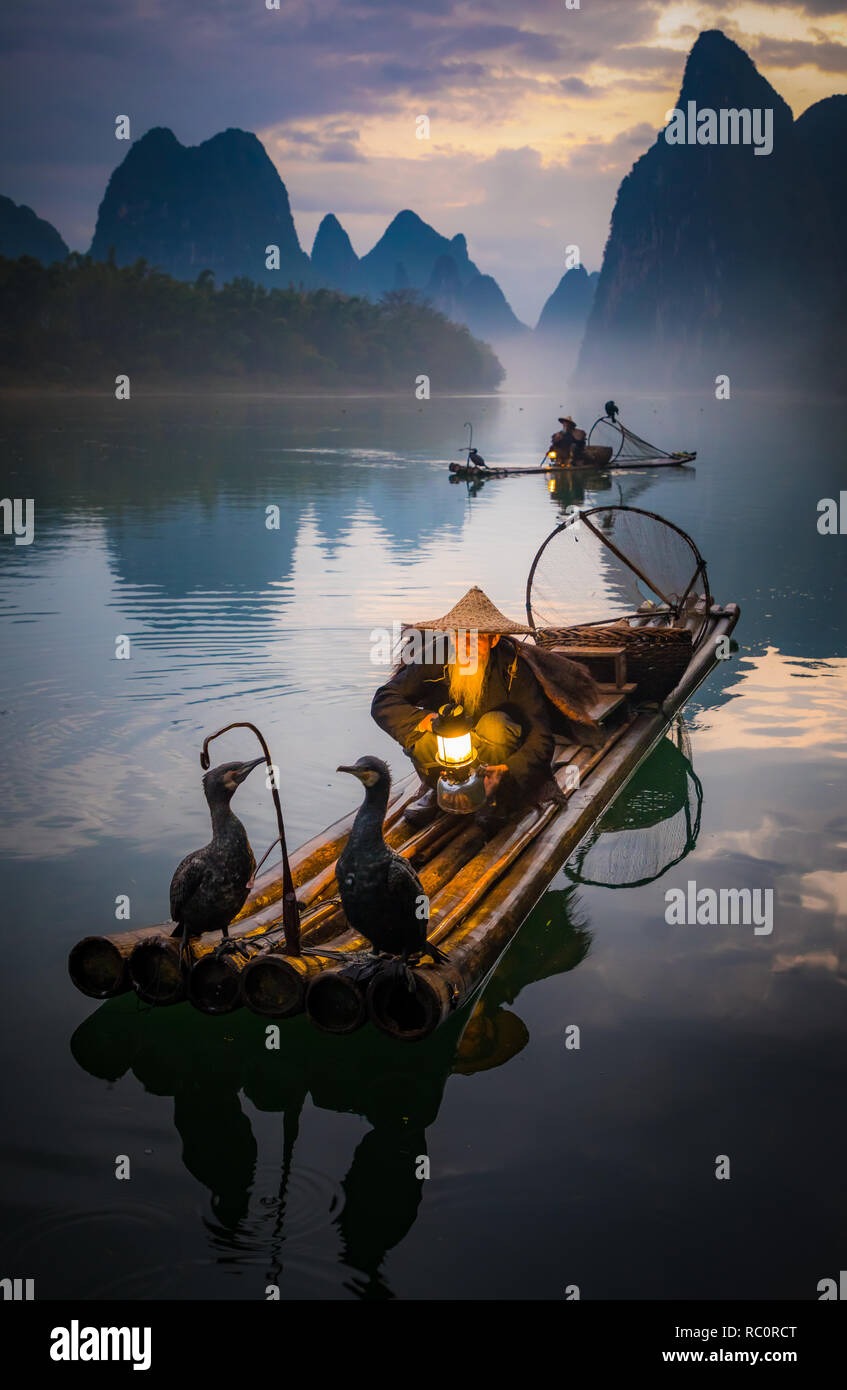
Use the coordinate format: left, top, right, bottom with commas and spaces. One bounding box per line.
1, 0, 845, 322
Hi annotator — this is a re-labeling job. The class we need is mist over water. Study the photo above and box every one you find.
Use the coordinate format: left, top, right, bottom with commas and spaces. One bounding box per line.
0, 389, 845, 1299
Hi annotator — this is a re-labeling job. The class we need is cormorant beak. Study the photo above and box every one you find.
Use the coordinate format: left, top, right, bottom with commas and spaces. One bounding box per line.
337, 764, 365, 781
234, 756, 266, 784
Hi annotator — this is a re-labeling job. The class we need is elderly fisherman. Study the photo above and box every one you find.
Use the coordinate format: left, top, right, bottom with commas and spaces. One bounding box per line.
371, 587, 601, 830
551, 415, 587, 464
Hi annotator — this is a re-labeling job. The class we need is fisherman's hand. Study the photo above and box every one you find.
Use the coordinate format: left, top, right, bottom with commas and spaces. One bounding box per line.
416, 711, 437, 734
482, 764, 508, 798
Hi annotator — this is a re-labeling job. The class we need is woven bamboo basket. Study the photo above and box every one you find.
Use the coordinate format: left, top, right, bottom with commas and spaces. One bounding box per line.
534, 620, 693, 702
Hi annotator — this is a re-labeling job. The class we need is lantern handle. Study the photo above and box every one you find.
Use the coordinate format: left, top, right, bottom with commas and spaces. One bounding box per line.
200, 721, 300, 956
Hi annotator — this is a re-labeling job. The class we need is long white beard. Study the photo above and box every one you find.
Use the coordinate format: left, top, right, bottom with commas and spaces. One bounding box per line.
448, 654, 489, 717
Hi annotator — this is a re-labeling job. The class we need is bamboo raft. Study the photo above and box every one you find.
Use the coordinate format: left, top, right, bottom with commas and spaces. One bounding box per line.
68, 599, 740, 1043
448, 449, 694, 482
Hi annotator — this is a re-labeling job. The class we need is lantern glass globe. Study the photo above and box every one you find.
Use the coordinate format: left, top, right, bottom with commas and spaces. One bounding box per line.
436, 729, 473, 767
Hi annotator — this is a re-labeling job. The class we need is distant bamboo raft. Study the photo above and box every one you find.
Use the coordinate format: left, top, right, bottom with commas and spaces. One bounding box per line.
68, 605, 739, 1041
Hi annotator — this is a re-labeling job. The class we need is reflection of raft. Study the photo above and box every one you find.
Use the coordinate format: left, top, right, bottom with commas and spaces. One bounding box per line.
565, 723, 703, 888
68, 507, 738, 1044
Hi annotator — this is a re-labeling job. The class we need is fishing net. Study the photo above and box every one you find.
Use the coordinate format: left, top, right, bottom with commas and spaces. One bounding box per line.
587, 415, 692, 463
565, 724, 703, 888
525, 505, 711, 640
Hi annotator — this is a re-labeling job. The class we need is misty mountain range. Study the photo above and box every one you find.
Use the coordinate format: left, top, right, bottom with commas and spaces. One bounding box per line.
1, 28, 844, 388
0, 194, 69, 265
578, 30, 847, 389
0, 127, 595, 350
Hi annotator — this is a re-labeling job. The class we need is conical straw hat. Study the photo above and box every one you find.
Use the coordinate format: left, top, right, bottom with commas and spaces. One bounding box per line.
412, 586, 532, 635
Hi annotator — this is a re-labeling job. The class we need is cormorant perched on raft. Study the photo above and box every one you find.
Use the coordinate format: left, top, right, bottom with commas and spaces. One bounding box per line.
169, 758, 265, 964
337, 756, 448, 983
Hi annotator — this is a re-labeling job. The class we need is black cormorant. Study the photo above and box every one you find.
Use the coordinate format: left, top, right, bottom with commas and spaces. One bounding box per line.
169, 757, 264, 964
337, 756, 448, 979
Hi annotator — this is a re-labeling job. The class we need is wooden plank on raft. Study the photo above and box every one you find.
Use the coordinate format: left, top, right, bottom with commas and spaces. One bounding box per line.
586, 685, 636, 722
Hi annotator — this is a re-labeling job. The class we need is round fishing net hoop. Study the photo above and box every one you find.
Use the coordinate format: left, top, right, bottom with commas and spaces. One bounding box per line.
587, 414, 690, 464
525, 505, 712, 648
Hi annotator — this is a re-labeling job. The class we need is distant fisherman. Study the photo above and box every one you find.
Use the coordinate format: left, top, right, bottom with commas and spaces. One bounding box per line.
551, 416, 586, 465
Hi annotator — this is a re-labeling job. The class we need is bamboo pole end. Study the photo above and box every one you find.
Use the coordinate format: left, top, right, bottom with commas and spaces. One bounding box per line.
306, 969, 368, 1035
241, 953, 311, 1019
129, 936, 186, 1006
365, 968, 452, 1042
68, 937, 127, 998
188, 952, 244, 1015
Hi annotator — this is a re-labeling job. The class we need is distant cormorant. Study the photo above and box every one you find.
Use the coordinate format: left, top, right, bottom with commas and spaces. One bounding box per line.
169, 757, 264, 964
337, 756, 448, 980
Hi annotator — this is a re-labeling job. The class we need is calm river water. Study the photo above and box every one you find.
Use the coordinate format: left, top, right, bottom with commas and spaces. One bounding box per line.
0, 389, 845, 1299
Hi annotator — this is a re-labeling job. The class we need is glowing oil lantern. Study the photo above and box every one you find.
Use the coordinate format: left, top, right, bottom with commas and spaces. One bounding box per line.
434, 705, 474, 767
432, 703, 486, 813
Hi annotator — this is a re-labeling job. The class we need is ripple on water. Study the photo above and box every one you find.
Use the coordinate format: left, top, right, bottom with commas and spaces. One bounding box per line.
5, 1199, 189, 1298
5, 1176, 346, 1296
203, 1160, 345, 1261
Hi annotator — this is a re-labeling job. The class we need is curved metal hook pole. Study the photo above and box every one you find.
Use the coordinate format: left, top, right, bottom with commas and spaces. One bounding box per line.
200, 722, 300, 956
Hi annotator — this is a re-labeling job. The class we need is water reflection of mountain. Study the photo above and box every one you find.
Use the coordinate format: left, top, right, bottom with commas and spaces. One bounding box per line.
5, 392, 845, 656
102, 473, 473, 614
1, 395, 488, 610
68, 728, 705, 1299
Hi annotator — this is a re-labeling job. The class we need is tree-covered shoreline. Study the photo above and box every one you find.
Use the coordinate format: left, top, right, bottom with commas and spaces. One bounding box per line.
0, 254, 505, 391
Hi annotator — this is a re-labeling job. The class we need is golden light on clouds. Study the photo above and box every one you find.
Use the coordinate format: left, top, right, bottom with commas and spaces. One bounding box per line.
658, 2, 847, 45
267, 3, 846, 180
696, 649, 847, 757
795, 871, 847, 919
657, 2, 847, 111
260, 1, 847, 314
